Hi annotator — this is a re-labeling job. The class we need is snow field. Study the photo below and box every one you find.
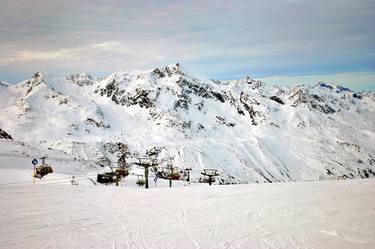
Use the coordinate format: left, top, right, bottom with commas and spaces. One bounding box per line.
0, 178, 374, 249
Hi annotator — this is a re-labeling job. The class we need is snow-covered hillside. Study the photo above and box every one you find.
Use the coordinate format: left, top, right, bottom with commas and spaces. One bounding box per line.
0, 64, 374, 183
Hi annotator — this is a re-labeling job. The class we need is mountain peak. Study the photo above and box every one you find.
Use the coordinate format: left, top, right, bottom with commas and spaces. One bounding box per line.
314, 82, 353, 93
33, 72, 43, 79
152, 63, 184, 79
66, 73, 94, 87
20, 72, 45, 95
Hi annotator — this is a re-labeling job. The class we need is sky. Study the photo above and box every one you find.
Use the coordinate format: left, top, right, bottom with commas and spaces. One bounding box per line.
0, 0, 374, 91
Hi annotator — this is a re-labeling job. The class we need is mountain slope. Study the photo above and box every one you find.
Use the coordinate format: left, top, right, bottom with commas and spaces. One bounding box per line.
1, 64, 374, 183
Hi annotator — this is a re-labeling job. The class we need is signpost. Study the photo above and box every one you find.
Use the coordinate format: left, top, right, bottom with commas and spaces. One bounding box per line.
167, 164, 173, 188
154, 177, 158, 188
185, 167, 192, 185
32, 159, 38, 184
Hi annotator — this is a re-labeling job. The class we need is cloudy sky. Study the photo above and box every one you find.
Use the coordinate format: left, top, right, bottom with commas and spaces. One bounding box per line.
0, 0, 374, 90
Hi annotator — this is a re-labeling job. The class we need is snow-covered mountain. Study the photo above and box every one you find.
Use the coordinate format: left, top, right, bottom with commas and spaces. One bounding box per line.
1, 64, 374, 183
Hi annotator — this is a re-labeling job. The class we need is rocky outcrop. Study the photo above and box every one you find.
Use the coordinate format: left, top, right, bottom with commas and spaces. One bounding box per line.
67, 73, 94, 86
239, 92, 265, 125
85, 118, 110, 129
0, 129, 13, 140
24, 72, 43, 96
288, 87, 336, 114
269, 96, 285, 105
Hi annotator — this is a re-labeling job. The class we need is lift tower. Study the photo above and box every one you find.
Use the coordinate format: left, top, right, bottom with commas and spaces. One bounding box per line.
135, 157, 158, 189
201, 169, 220, 186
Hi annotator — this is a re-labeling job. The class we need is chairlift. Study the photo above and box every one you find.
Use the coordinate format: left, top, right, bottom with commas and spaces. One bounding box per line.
200, 169, 220, 185
156, 166, 181, 180
35, 156, 53, 178
96, 167, 123, 184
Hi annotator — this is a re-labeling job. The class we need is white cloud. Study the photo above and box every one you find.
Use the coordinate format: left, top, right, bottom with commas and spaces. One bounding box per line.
0, 0, 374, 87
0, 41, 165, 65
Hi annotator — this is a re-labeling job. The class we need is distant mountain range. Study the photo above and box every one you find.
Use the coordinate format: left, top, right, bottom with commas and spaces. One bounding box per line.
1, 63, 374, 183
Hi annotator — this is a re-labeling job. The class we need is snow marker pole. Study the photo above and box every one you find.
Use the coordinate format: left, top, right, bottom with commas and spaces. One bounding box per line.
145, 166, 149, 189
115, 173, 119, 187
168, 164, 172, 188
186, 168, 192, 185
31, 159, 38, 184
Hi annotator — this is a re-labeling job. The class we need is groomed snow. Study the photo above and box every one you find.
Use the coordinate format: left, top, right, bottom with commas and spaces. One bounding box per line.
0, 179, 374, 249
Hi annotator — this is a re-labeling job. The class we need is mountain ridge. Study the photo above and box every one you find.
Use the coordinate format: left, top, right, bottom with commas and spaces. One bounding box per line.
0, 63, 374, 183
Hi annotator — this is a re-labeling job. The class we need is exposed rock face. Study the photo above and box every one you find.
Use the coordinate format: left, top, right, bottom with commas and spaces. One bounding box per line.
102, 142, 129, 156
0, 129, 12, 140
85, 118, 110, 129
24, 72, 43, 96
127, 89, 154, 108
288, 87, 336, 114
67, 73, 94, 87
239, 92, 265, 125
269, 96, 285, 105
152, 63, 182, 78
95, 78, 154, 108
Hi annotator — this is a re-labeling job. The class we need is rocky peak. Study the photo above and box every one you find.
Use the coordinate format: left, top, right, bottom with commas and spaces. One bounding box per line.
30, 72, 43, 85
152, 63, 183, 79
22, 72, 44, 96
314, 82, 353, 93
66, 73, 94, 87
288, 86, 336, 114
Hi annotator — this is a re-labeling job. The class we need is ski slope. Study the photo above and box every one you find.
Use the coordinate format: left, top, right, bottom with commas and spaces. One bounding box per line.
0, 179, 374, 249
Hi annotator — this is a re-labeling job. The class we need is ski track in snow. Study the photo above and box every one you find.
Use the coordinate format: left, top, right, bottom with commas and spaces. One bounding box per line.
0, 179, 374, 249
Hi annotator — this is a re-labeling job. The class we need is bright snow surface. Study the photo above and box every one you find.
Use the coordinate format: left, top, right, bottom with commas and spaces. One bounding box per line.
0, 178, 374, 249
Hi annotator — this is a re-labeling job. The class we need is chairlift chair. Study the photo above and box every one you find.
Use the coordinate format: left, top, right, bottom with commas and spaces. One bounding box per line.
200, 169, 220, 185
35, 156, 53, 178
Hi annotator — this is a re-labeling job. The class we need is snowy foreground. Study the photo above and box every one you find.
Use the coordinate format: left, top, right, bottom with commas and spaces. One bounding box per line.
1, 179, 374, 249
